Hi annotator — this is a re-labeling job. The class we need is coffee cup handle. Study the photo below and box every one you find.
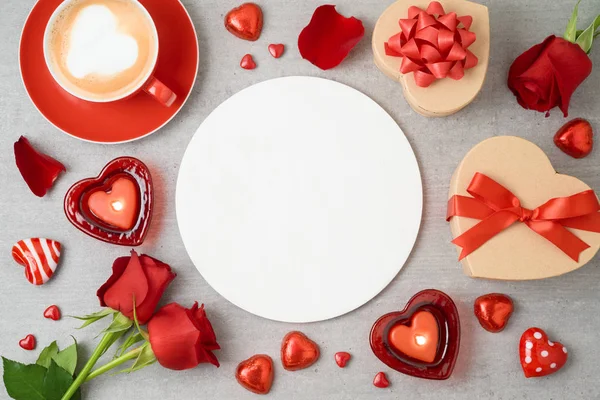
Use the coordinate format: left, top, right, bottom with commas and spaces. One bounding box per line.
143, 76, 177, 107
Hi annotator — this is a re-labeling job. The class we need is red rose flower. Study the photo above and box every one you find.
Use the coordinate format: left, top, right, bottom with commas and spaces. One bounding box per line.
508, 35, 592, 117
97, 251, 176, 325
148, 302, 220, 370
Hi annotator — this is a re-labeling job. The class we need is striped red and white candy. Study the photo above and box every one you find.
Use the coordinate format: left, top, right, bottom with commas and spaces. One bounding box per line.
12, 238, 62, 285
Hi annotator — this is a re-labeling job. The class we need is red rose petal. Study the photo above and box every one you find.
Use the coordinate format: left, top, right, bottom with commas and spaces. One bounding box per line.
14, 136, 65, 197
102, 251, 149, 315
547, 38, 592, 117
298, 5, 365, 70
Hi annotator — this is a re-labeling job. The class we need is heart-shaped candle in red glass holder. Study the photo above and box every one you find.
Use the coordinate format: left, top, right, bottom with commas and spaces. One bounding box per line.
64, 157, 153, 246
370, 289, 460, 380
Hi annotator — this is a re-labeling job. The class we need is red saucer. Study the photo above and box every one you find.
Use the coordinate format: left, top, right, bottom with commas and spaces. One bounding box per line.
19, 0, 198, 144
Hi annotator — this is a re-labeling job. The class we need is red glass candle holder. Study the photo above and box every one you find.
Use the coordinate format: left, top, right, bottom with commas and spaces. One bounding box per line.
64, 157, 153, 246
369, 289, 460, 380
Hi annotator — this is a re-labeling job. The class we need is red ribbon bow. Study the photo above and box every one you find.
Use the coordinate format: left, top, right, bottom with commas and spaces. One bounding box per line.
446, 173, 600, 261
385, 1, 478, 87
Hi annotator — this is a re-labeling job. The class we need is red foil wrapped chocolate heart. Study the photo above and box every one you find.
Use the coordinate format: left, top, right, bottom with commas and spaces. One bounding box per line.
225, 3, 263, 41
281, 331, 320, 371
474, 293, 513, 333
64, 157, 153, 246
370, 289, 460, 380
236, 354, 274, 394
554, 118, 593, 159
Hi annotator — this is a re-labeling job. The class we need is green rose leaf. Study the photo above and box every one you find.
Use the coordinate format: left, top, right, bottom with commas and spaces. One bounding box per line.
576, 15, 600, 53
117, 332, 145, 357
52, 341, 78, 376
41, 361, 75, 400
36, 342, 59, 369
123, 343, 156, 374
564, 0, 582, 42
2, 358, 46, 400
101, 312, 133, 335
73, 308, 115, 329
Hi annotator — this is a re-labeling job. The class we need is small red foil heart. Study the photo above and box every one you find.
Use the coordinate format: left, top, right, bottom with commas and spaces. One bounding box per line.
268, 44, 285, 58
64, 157, 153, 246
14, 136, 65, 197
240, 54, 256, 70
474, 293, 514, 333
298, 5, 365, 70
370, 289, 460, 380
554, 118, 594, 158
236, 354, 274, 395
225, 3, 263, 41
44, 305, 61, 321
19, 334, 36, 350
281, 331, 320, 371
335, 352, 351, 368
373, 372, 389, 388
520, 327, 568, 378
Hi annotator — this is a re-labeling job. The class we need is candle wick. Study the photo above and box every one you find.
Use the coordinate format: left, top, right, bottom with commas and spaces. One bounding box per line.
415, 335, 427, 346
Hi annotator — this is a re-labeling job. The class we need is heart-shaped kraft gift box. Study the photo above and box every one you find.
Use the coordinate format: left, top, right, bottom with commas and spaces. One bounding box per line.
373, 0, 489, 117
447, 136, 600, 280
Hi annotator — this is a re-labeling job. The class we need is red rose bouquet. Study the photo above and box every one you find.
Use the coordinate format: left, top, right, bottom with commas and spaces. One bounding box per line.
2, 251, 220, 400
508, 1, 599, 116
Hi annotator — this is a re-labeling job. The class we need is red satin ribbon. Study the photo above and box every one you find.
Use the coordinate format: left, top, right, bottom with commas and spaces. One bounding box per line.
385, 1, 478, 87
446, 173, 600, 261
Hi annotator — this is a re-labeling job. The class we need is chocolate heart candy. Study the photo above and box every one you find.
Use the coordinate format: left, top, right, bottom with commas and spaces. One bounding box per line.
474, 293, 513, 333
281, 331, 320, 371
225, 3, 263, 41
236, 354, 274, 394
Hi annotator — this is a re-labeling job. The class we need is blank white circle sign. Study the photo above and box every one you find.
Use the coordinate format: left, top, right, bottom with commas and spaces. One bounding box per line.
176, 77, 422, 323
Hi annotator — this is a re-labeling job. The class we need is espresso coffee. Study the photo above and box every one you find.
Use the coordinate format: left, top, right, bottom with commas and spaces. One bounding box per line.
45, 0, 157, 101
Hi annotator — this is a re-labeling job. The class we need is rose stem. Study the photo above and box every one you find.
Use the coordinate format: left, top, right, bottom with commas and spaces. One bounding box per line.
85, 346, 144, 382
61, 331, 121, 400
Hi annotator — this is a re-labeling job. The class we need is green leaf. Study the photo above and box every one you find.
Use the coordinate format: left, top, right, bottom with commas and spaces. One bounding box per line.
117, 332, 145, 357
576, 15, 600, 53
564, 0, 581, 42
121, 343, 156, 374
36, 342, 59, 369
129, 344, 156, 373
41, 361, 73, 400
73, 308, 115, 329
52, 341, 78, 376
2, 357, 46, 400
101, 312, 133, 335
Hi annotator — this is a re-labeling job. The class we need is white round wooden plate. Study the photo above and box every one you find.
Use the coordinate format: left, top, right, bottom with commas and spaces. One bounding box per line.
176, 77, 422, 322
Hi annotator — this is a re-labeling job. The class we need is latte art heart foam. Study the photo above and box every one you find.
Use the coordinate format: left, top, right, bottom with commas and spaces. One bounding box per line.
45, 0, 157, 101
67, 5, 139, 78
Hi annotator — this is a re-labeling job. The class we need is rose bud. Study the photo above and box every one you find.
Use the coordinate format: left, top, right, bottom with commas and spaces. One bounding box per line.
508, 35, 592, 117
97, 250, 176, 325
148, 302, 220, 370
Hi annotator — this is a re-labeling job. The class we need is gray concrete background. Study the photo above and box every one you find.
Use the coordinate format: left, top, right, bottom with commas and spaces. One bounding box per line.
1, 0, 600, 399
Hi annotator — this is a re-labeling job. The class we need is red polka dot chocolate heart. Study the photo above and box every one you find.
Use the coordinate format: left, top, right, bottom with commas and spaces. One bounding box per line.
370, 289, 460, 380
64, 157, 153, 246
519, 327, 568, 378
